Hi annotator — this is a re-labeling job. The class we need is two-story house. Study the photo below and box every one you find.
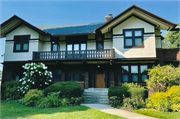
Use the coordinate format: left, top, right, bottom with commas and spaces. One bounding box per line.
1, 5, 179, 89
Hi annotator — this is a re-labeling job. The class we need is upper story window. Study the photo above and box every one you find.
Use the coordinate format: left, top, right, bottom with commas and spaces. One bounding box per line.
13, 35, 30, 52
123, 29, 144, 48
52, 42, 59, 51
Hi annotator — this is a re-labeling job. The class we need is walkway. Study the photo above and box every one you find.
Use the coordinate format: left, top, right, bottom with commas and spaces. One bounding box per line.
81, 104, 158, 119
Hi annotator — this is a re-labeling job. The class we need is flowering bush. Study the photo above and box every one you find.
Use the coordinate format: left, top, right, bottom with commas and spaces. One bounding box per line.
18, 62, 52, 94
146, 86, 180, 112
70, 97, 85, 105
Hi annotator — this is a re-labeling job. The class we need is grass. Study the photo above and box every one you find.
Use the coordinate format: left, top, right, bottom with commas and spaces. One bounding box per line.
1, 103, 125, 119
134, 109, 180, 119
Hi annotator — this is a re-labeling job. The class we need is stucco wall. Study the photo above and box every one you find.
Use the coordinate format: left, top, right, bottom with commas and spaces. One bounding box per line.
155, 37, 162, 48
112, 16, 156, 58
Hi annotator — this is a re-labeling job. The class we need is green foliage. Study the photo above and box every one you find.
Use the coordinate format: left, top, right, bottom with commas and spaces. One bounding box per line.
146, 86, 180, 112
109, 96, 122, 108
43, 81, 81, 98
122, 96, 146, 110
129, 88, 148, 100
61, 98, 70, 106
24, 89, 44, 106
122, 82, 143, 89
162, 31, 180, 48
1, 80, 23, 100
18, 62, 52, 94
146, 65, 180, 92
0, 70, 2, 75
108, 86, 130, 98
36, 92, 62, 108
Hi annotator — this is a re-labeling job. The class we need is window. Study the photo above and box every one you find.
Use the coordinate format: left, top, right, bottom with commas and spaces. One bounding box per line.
140, 65, 148, 82
66, 73, 85, 81
124, 29, 143, 48
96, 36, 103, 50
121, 64, 148, 83
121, 66, 129, 82
52, 42, 59, 51
53, 70, 62, 82
13, 35, 29, 52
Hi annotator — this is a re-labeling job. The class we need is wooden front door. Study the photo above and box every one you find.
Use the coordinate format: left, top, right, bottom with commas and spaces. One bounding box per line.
95, 69, 105, 88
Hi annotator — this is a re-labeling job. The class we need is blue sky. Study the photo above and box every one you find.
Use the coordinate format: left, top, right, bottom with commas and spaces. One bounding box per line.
0, 0, 179, 71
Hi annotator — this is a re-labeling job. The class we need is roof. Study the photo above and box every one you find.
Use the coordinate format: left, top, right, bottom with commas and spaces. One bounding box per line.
96, 5, 178, 33
0, 15, 51, 38
38, 23, 104, 36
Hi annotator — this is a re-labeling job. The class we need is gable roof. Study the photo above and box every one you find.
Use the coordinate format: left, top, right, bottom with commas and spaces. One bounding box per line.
38, 23, 104, 36
96, 5, 178, 33
0, 15, 51, 38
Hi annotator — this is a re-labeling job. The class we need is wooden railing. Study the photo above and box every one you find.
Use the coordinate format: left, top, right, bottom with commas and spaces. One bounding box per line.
33, 49, 115, 60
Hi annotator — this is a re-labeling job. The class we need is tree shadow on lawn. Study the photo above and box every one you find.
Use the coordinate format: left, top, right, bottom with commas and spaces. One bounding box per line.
2, 103, 90, 119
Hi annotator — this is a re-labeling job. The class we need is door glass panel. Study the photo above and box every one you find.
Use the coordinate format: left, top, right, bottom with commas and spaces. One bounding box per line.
135, 38, 142, 46
16, 44, 21, 50
122, 66, 129, 73
53, 44, 58, 51
23, 44, 28, 50
125, 38, 132, 46
74, 74, 79, 81
67, 44, 72, 51
131, 66, 138, 73
125, 31, 132, 37
135, 30, 142, 36
74, 44, 79, 50
123, 75, 128, 82
132, 74, 138, 82
81, 44, 86, 50
97, 43, 103, 49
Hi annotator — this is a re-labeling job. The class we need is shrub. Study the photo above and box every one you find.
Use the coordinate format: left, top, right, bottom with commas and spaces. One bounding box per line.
62, 98, 70, 106
43, 81, 81, 98
122, 82, 143, 89
146, 86, 180, 112
146, 65, 180, 93
36, 92, 62, 108
1, 80, 23, 100
129, 88, 148, 100
109, 96, 122, 108
18, 62, 52, 94
123, 97, 146, 110
108, 86, 130, 99
74, 97, 85, 105
24, 89, 44, 106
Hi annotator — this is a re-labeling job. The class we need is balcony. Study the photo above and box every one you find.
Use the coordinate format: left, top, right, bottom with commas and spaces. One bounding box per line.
33, 49, 115, 60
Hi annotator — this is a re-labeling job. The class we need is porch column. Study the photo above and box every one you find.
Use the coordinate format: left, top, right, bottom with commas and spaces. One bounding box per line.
110, 69, 115, 86
84, 71, 89, 89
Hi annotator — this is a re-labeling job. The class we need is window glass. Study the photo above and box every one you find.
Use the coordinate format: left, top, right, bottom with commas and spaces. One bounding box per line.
125, 38, 132, 46
97, 43, 103, 49
81, 44, 86, 50
80, 73, 85, 81
74, 44, 79, 50
131, 66, 138, 73
123, 75, 128, 82
135, 30, 142, 36
132, 75, 138, 82
15, 75, 19, 81
125, 31, 132, 37
67, 44, 72, 51
141, 75, 147, 82
66, 74, 73, 81
16, 44, 21, 50
23, 44, 28, 50
122, 66, 129, 73
135, 38, 142, 46
54, 70, 62, 82
140, 65, 148, 73
74, 74, 79, 81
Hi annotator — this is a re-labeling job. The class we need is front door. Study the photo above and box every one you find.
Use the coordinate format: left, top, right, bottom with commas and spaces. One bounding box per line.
95, 69, 105, 88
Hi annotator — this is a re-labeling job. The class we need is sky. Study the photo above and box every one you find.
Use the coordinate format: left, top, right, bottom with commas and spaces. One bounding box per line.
0, 0, 179, 71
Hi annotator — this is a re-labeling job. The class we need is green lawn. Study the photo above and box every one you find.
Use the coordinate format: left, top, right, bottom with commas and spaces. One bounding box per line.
1, 103, 125, 119
134, 110, 180, 119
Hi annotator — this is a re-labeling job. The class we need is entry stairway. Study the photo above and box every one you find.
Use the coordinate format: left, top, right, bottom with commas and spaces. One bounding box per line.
82, 88, 109, 104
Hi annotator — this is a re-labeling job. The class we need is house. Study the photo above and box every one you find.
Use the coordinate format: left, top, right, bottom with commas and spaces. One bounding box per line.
1, 5, 179, 89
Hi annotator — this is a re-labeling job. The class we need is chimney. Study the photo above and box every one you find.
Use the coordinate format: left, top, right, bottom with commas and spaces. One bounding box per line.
105, 14, 113, 22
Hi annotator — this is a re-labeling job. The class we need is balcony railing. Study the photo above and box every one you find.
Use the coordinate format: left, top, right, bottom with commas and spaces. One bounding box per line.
33, 49, 115, 60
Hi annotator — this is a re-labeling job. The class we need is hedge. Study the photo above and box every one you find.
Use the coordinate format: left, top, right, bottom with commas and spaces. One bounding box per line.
108, 86, 130, 99
43, 81, 81, 98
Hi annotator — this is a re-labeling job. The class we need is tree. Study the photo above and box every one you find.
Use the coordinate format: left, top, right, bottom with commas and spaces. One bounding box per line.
162, 31, 180, 48
18, 62, 52, 94
0, 70, 2, 76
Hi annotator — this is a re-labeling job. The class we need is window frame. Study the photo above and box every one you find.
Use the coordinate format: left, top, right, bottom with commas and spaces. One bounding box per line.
13, 35, 30, 52
123, 28, 144, 48
65, 73, 85, 82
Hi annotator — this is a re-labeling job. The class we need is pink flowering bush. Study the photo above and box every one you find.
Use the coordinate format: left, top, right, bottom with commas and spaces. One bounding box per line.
18, 62, 52, 94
